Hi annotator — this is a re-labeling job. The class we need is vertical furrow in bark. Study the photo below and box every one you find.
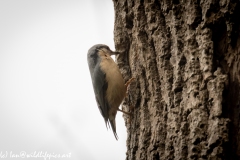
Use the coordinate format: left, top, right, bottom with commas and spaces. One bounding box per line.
129, 1, 152, 159
150, 1, 171, 158
161, 2, 186, 159
143, 1, 165, 159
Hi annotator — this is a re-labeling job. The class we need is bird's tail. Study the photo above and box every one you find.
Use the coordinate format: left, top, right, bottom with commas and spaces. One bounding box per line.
109, 119, 118, 140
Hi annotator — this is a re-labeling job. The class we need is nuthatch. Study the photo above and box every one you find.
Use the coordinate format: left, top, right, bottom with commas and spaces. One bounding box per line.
87, 44, 134, 140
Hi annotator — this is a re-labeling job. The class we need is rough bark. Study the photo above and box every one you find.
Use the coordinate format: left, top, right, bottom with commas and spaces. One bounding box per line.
113, 0, 240, 159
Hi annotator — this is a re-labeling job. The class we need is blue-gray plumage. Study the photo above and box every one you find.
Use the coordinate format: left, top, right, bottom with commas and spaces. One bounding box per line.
87, 44, 133, 140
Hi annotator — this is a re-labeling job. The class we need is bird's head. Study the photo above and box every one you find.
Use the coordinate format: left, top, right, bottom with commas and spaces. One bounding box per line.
88, 44, 119, 58
87, 44, 120, 76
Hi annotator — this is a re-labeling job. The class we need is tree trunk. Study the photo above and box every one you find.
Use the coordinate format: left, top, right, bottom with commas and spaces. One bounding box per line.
112, 0, 240, 159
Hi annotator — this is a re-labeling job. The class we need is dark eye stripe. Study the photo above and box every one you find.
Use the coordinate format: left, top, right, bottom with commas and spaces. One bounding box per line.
96, 45, 110, 52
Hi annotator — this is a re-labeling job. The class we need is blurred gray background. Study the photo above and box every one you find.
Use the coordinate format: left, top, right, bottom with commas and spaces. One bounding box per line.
0, 0, 127, 159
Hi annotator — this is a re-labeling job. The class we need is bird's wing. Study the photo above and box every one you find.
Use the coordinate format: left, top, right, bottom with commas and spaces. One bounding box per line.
92, 64, 109, 124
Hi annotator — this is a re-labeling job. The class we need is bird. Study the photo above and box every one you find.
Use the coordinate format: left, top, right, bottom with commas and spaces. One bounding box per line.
87, 44, 134, 140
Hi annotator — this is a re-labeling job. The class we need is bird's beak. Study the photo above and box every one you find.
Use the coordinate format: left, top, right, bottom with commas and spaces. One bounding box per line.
110, 51, 121, 55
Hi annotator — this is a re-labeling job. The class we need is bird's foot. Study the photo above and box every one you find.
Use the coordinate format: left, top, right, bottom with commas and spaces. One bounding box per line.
118, 108, 131, 115
118, 106, 134, 123
125, 77, 135, 88
125, 77, 135, 98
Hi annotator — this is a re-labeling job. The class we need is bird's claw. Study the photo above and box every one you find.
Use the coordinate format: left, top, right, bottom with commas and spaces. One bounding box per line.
118, 106, 134, 123
125, 77, 135, 88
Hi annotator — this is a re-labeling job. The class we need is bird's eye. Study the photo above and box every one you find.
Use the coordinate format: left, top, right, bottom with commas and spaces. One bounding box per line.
90, 52, 95, 57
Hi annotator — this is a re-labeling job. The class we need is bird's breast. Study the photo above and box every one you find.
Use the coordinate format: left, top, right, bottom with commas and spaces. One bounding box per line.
99, 56, 126, 108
